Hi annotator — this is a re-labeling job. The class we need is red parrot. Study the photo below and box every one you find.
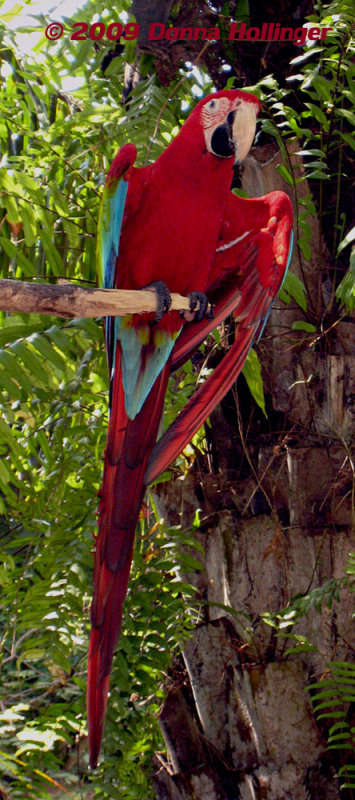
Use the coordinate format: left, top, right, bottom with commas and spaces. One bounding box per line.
88, 89, 293, 767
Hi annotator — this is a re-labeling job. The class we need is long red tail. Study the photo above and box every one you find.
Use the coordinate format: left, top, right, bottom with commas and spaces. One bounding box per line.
87, 345, 170, 768
146, 270, 270, 486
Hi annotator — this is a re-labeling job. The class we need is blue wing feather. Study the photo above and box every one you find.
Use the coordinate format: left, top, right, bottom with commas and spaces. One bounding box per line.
98, 179, 129, 290
101, 180, 128, 379
256, 228, 294, 342
96, 146, 135, 385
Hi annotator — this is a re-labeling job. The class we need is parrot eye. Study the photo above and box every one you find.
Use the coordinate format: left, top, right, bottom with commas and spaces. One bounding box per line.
207, 99, 218, 113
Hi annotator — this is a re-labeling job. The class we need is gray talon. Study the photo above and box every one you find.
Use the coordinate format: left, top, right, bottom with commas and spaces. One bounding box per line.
143, 280, 172, 321
188, 291, 211, 322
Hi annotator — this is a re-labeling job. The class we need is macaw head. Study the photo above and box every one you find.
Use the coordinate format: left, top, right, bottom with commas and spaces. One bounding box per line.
199, 89, 260, 163
157, 89, 260, 177
171, 89, 259, 168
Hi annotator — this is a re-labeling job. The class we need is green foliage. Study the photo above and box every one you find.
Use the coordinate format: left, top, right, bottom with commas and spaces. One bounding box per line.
0, 314, 105, 796
242, 348, 267, 416
310, 662, 355, 791
262, 551, 355, 792
262, 576, 344, 644
279, 271, 307, 312
252, 0, 355, 321
336, 238, 355, 313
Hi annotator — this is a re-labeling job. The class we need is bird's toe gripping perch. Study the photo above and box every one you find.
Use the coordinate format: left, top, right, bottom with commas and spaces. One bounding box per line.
181, 290, 214, 322
143, 280, 172, 321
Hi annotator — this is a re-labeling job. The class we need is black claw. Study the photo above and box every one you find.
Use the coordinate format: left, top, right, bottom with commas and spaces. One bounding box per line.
143, 280, 171, 321
206, 302, 215, 320
189, 296, 198, 312
188, 291, 213, 322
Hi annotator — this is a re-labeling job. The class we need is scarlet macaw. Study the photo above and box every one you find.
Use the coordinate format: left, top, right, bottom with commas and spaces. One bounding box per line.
88, 89, 293, 767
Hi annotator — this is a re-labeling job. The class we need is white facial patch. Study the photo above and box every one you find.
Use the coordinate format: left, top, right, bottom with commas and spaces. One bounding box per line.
200, 96, 234, 130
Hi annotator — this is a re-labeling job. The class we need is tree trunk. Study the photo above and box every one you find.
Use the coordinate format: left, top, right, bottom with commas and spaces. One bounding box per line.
151, 143, 355, 800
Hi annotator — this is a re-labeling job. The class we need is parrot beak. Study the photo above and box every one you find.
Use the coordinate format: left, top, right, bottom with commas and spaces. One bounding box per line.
231, 101, 258, 164
209, 100, 257, 163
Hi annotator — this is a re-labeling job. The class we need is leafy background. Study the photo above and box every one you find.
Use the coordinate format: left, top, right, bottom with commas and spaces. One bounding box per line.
0, 0, 354, 797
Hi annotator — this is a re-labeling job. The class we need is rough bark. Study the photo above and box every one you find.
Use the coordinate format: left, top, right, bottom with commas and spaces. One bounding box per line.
151, 144, 354, 800
0, 279, 190, 318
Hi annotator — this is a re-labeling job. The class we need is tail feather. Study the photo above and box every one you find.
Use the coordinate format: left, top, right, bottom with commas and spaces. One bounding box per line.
87, 555, 132, 769
145, 323, 259, 487
87, 351, 170, 768
87, 632, 109, 770
106, 342, 128, 465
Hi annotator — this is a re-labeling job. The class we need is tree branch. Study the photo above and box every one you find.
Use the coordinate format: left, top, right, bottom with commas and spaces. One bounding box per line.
0, 278, 191, 318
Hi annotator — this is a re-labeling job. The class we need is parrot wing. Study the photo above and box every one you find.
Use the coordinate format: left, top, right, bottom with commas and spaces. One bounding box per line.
97, 143, 137, 374
97, 143, 137, 291
145, 190, 293, 485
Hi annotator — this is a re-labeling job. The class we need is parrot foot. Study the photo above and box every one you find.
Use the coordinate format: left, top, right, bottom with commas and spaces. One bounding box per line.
182, 291, 214, 323
143, 280, 172, 322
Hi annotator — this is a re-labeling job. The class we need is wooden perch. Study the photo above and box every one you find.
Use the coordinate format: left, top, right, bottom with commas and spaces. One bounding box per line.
0, 278, 191, 319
